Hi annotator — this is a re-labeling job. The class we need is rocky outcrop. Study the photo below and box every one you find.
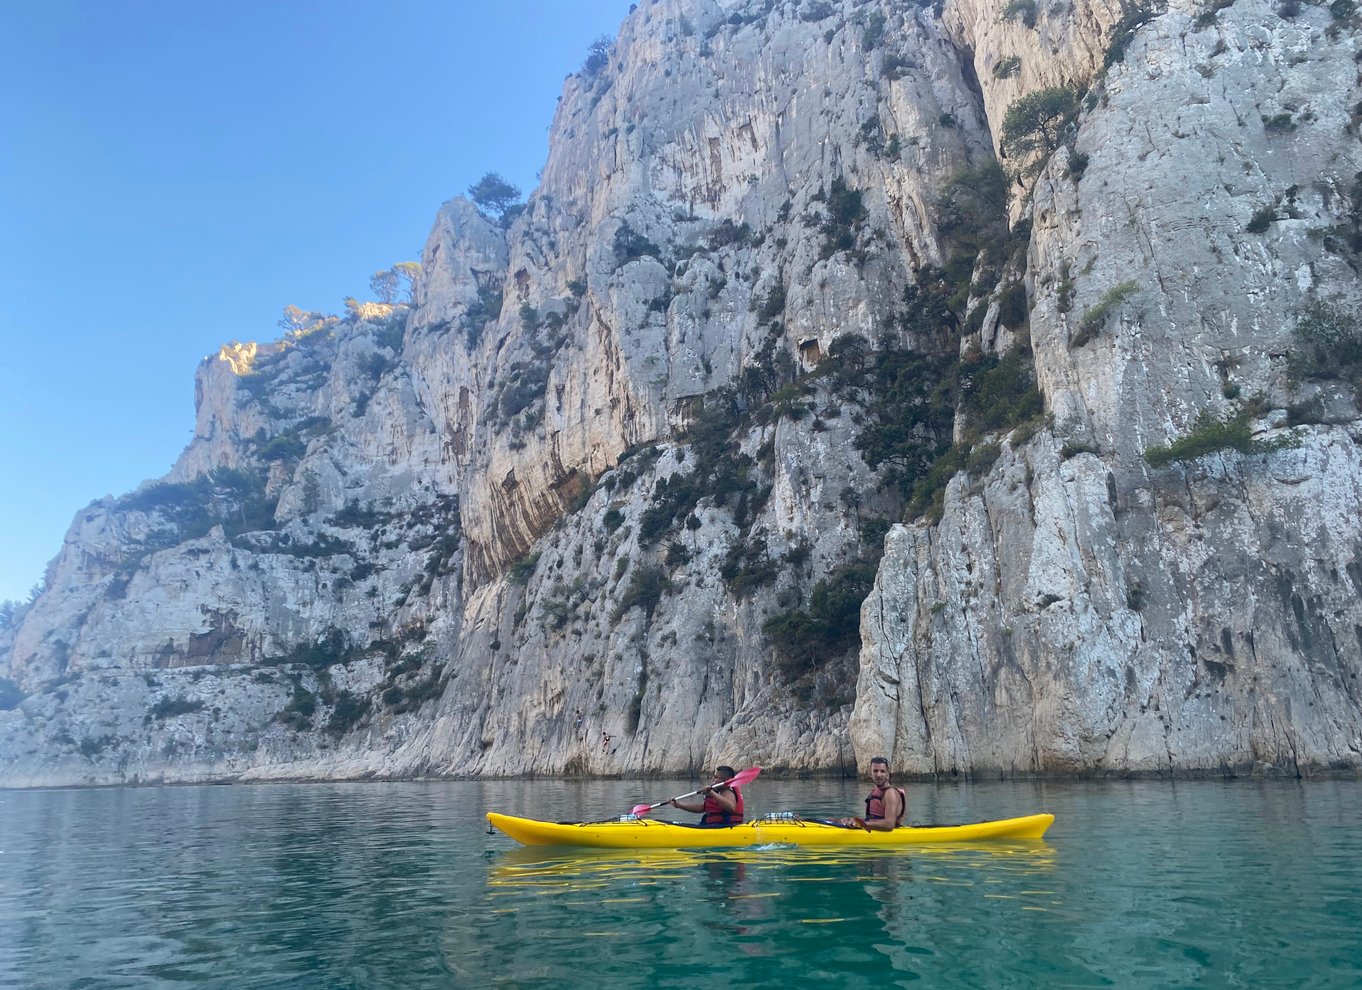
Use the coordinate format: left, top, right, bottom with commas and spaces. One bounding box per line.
2, 0, 1360, 786
852, 0, 1362, 776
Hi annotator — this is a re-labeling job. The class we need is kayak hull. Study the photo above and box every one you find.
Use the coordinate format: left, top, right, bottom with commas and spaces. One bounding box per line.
486, 812, 1054, 848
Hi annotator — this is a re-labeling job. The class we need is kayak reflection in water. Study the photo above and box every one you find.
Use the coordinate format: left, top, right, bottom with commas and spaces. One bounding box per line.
670, 765, 745, 826
836, 756, 906, 831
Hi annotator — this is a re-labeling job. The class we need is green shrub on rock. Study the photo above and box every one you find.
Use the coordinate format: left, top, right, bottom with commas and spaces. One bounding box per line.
1072, 281, 1139, 348
1290, 300, 1362, 388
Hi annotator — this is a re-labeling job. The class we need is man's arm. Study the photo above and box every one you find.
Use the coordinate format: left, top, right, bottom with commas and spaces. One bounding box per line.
671, 795, 705, 813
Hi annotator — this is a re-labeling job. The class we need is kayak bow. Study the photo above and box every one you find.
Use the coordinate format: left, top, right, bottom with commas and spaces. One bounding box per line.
486, 811, 1054, 848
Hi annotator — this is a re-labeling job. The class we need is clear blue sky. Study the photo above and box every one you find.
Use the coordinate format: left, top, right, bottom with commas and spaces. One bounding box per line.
0, 0, 628, 604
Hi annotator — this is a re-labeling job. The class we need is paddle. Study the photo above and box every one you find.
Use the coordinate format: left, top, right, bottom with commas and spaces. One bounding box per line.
631, 766, 762, 817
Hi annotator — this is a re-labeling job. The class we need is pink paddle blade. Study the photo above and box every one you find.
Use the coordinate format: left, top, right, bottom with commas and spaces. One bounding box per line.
631, 804, 652, 815
728, 765, 762, 788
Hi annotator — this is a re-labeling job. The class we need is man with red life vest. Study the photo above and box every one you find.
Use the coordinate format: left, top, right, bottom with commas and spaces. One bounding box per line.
837, 755, 905, 831
669, 765, 745, 826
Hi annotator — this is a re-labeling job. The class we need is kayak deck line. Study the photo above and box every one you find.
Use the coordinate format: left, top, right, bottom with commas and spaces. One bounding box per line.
486, 811, 1055, 848
558, 815, 1003, 830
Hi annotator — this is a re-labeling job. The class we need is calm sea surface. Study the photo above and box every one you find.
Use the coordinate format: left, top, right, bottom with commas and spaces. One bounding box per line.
1, 776, 1358, 988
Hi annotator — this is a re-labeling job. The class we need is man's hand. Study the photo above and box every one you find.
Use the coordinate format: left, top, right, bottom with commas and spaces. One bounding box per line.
834, 817, 871, 831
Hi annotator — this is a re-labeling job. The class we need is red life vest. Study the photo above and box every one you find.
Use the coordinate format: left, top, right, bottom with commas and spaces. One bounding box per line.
700, 785, 744, 826
864, 785, 906, 826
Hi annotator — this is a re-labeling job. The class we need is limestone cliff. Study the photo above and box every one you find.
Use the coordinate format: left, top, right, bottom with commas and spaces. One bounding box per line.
2, 0, 1360, 786
852, 0, 1362, 777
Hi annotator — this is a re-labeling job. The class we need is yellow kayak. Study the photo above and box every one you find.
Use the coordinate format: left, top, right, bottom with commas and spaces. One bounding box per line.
486, 811, 1054, 848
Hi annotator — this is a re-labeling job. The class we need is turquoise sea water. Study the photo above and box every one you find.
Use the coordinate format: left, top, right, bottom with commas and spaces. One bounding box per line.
1, 777, 1358, 988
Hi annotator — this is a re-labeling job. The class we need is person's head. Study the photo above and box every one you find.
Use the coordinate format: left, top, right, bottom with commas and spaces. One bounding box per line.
869, 756, 891, 784
714, 765, 736, 783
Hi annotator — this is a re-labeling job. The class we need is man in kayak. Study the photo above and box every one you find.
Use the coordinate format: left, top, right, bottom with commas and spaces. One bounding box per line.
670, 765, 745, 826
838, 756, 905, 831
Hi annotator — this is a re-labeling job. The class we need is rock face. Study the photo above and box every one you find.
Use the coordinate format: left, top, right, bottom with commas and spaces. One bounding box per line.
2, 0, 1360, 786
852, 0, 1362, 777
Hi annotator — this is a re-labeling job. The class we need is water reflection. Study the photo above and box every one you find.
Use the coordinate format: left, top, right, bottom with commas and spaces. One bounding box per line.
467, 837, 1060, 983
488, 840, 1056, 890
